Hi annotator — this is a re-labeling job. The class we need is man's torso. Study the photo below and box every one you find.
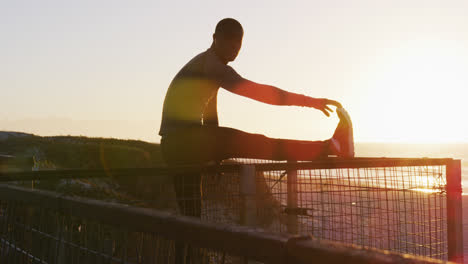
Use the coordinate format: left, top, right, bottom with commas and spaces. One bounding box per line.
159, 48, 242, 135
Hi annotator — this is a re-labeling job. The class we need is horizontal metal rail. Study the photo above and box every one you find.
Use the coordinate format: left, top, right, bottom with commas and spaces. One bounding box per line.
254, 157, 456, 171
0, 238, 49, 264
0, 157, 456, 182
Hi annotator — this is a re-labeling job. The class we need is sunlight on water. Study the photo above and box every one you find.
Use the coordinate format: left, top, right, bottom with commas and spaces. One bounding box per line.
411, 188, 440, 194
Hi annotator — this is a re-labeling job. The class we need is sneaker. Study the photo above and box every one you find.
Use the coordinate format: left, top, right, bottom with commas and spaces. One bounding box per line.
331, 107, 355, 158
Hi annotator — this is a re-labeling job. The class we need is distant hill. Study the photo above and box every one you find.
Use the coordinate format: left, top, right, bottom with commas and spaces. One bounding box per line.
0, 131, 34, 141
0, 131, 167, 204
0, 131, 164, 171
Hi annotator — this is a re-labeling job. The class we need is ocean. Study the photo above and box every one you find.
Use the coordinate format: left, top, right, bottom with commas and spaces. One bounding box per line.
343, 143, 468, 261
355, 142, 468, 193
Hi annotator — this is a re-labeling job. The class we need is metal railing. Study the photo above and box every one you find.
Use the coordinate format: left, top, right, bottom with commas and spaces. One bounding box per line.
0, 184, 449, 264
0, 157, 463, 263
243, 158, 463, 262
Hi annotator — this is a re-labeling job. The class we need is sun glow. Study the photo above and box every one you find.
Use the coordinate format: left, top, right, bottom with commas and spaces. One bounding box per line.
361, 39, 468, 143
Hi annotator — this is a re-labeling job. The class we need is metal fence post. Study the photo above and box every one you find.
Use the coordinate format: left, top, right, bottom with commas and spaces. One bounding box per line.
446, 159, 463, 263
240, 165, 257, 227
287, 163, 298, 235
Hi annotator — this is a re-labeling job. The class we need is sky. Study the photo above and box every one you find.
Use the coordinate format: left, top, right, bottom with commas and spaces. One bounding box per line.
1, 0, 468, 143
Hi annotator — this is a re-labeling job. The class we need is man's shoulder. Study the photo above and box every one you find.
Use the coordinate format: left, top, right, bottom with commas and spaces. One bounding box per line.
172, 50, 209, 80
183, 50, 209, 69
180, 49, 227, 75
175, 48, 242, 86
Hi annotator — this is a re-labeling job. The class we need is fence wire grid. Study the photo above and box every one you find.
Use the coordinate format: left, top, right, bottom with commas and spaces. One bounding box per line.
252, 162, 448, 259
0, 197, 254, 264
0, 157, 462, 263
204, 158, 455, 261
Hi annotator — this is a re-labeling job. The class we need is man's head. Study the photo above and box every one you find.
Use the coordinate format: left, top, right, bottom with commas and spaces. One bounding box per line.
212, 18, 243, 64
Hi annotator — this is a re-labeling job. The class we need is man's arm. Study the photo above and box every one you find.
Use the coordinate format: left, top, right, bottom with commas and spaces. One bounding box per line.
213, 62, 341, 116
227, 79, 342, 116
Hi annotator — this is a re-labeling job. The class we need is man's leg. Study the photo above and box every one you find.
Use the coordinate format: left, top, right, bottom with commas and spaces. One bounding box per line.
212, 108, 354, 160
161, 126, 339, 263
219, 129, 330, 161
172, 173, 201, 217
162, 126, 331, 162
161, 137, 202, 264
172, 173, 201, 264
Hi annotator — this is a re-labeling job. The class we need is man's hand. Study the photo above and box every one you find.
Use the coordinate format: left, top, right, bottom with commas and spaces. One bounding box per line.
313, 98, 342, 117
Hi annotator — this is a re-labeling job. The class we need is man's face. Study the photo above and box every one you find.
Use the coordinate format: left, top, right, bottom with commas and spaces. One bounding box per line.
213, 34, 243, 63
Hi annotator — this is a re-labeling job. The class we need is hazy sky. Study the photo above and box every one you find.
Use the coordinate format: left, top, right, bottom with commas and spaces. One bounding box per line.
2, 0, 468, 143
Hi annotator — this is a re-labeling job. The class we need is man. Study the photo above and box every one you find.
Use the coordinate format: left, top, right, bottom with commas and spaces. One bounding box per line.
160, 18, 354, 214
160, 18, 352, 167
160, 17, 353, 263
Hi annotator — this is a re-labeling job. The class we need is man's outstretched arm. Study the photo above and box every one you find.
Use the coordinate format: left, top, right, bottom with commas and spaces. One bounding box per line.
227, 79, 342, 116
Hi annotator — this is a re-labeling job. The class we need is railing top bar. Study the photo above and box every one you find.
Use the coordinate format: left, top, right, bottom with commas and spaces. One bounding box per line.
254, 157, 458, 171
0, 164, 242, 182
0, 157, 458, 182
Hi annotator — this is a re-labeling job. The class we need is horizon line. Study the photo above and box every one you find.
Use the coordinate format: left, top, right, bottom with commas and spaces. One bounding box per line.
2, 130, 468, 145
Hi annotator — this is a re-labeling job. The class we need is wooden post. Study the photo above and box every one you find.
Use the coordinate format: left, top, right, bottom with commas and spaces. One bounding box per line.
240, 165, 257, 227
287, 162, 298, 235
446, 159, 463, 263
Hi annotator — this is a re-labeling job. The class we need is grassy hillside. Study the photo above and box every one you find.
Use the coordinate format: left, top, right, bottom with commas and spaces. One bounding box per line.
1, 132, 168, 205
1, 133, 164, 171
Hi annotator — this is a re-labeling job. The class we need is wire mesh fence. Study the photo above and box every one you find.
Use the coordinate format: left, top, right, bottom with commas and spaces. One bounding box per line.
0, 187, 253, 264
0, 184, 450, 264
0, 157, 463, 263
220, 158, 461, 262
255, 163, 448, 258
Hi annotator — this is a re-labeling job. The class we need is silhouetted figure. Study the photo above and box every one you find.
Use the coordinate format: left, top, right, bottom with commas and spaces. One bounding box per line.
159, 18, 353, 263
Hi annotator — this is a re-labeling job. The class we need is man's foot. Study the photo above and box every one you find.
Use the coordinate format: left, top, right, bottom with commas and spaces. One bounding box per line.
330, 108, 355, 158
328, 138, 342, 157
